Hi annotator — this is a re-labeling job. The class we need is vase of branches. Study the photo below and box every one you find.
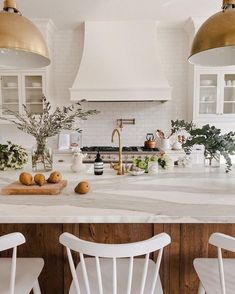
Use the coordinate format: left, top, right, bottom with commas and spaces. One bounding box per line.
32, 138, 53, 172
0, 96, 99, 172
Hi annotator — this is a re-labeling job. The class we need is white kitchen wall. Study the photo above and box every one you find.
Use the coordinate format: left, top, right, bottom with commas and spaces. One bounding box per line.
0, 24, 190, 148
54, 26, 190, 147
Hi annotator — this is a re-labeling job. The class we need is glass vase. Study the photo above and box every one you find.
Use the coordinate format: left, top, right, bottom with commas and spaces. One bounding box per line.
32, 139, 53, 172
204, 151, 220, 168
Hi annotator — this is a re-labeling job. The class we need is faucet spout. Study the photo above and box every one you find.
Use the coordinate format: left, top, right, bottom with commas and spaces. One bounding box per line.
111, 128, 124, 175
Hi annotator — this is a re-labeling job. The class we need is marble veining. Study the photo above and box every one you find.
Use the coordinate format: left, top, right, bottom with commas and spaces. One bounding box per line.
0, 163, 235, 223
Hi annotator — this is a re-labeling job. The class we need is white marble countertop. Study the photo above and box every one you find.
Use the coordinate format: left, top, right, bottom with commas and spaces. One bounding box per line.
0, 163, 235, 223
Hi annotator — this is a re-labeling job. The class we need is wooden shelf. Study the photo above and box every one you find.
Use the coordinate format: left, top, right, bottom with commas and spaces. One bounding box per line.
224, 101, 235, 103
200, 86, 217, 88
2, 87, 18, 90
26, 102, 42, 105
2, 102, 18, 105
25, 87, 42, 90
200, 101, 216, 104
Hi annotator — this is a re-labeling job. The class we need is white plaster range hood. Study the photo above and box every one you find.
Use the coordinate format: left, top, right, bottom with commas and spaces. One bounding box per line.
70, 21, 172, 102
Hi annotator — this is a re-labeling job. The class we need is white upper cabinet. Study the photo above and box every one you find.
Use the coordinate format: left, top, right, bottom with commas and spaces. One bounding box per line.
194, 68, 235, 123
0, 70, 46, 121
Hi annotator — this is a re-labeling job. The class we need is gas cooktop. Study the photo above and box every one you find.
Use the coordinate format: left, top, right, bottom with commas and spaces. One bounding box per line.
81, 146, 160, 163
81, 146, 160, 152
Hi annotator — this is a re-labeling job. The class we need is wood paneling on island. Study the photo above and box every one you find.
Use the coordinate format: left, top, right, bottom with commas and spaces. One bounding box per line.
0, 224, 234, 294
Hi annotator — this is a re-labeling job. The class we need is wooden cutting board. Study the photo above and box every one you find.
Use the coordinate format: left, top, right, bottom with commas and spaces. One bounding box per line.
1, 180, 67, 195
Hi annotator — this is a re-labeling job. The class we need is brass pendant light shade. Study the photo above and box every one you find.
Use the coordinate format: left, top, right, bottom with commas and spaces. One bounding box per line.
0, 0, 50, 68
189, 0, 235, 67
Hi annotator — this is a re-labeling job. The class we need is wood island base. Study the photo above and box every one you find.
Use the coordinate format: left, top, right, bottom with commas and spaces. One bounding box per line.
0, 223, 234, 294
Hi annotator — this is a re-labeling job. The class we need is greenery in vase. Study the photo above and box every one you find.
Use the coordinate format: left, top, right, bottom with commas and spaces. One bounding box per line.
171, 119, 195, 135
0, 141, 28, 170
0, 96, 99, 171
183, 124, 235, 172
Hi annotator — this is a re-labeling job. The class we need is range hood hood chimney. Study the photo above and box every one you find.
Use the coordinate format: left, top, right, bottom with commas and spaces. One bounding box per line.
70, 21, 172, 102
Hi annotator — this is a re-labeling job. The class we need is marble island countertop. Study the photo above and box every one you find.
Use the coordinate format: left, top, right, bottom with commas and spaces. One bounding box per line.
0, 163, 235, 223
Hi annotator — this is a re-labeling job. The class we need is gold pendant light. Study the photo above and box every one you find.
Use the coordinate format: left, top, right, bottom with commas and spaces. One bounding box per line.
189, 0, 235, 67
0, 0, 50, 68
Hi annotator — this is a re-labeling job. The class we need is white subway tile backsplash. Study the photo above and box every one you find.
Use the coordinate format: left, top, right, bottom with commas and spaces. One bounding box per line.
0, 26, 190, 148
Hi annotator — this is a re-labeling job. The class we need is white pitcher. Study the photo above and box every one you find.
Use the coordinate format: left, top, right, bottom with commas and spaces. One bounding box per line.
71, 150, 87, 172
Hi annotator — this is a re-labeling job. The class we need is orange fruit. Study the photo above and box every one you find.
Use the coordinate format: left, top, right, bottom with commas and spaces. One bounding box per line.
74, 181, 90, 195
19, 172, 33, 186
34, 174, 46, 186
47, 171, 62, 184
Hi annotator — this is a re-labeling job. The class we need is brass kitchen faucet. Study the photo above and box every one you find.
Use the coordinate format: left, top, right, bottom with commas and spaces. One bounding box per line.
111, 128, 124, 175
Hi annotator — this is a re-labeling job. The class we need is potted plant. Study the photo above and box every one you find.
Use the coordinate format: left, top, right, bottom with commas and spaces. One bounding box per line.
183, 124, 235, 173
0, 96, 99, 171
0, 142, 28, 171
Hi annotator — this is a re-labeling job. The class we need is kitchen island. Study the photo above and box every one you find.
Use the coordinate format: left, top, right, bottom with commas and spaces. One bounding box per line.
0, 164, 235, 294
0, 164, 235, 223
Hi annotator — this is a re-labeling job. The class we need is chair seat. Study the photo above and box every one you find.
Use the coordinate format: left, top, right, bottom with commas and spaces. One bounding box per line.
69, 258, 163, 294
194, 258, 235, 294
0, 258, 44, 294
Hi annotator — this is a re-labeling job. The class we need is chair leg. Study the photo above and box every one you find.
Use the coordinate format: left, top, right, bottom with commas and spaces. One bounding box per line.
198, 281, 206, 294
33, 279, 41, 294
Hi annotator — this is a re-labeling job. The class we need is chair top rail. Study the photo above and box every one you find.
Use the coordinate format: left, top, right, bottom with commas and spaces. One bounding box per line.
209, 233, 235, 252
0, 233, 25, 252
60, 232, 171, 258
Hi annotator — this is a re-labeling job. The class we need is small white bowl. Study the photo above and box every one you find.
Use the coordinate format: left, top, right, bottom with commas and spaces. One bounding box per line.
201, 80, 213, 86
129, 170, 145, 176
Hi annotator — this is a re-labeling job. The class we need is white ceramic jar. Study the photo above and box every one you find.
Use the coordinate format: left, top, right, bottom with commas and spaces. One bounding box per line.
160, 138, 171, 151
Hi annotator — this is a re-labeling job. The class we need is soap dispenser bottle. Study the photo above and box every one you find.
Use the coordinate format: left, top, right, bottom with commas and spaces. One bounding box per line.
94, 151, 104, 175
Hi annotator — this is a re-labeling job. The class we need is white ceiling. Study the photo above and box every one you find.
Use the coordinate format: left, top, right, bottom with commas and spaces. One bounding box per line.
14, 0, 222, 29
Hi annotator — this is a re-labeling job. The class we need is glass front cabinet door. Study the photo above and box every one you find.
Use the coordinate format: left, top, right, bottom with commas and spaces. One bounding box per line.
223, 73, 235, 115
23, 74, 45, 114
0, 74, 21, 116
194, 69, 235, 122
0, 71, 46, 119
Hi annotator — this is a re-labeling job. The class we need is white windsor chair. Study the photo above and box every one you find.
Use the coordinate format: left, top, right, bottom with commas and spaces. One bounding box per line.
194, 233, 235, 294
60, 232, 171, 294
0, 232, 44, 294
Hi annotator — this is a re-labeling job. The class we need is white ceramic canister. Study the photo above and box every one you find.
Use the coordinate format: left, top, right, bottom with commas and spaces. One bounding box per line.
160, 138, 171, 151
